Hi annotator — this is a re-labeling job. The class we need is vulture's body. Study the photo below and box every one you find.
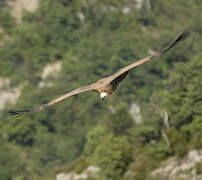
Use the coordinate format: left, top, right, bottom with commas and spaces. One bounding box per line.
9, 30, 191, 116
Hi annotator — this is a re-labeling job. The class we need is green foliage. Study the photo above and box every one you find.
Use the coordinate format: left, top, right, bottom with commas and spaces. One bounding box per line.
0, 6, 15, 30
0, 138, 26, 180
195, 162, 202, 175
83, 126, 107, 157
159, 53, 202, 129
154, 53, 202, 157
74, 158, 90, 174
167, 128, 189, 158
61, 157, 90, 174
91, 135, 132, 179
190, 131, 202, 149
129, 122, 160, 145
128, 142, 170, 180
105, 103, 133, 136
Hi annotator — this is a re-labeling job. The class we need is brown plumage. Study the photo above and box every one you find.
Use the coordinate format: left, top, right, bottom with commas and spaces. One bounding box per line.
8, 30, 191, 116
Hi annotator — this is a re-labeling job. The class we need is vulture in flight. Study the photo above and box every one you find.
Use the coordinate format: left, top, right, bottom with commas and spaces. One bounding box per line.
9, 30, 191, 116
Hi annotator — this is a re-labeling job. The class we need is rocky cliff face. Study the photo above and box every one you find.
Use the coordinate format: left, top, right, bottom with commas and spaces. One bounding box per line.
0, 78, 22, 110
151, 150, 202, 180
9, 0, 39, 23
39, 61, 62, 88
56, 166, 100, 180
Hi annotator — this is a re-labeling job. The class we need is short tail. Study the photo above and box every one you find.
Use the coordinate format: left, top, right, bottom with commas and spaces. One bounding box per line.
152, 30, 191, 57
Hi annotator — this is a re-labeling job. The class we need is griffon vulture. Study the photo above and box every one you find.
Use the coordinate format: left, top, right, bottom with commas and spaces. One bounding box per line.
9, 30, 191, 116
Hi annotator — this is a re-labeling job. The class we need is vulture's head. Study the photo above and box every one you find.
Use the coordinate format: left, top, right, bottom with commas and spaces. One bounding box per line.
100, 92, 108, 101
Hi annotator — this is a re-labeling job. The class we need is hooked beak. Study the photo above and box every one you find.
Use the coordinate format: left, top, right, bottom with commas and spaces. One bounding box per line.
101, 97, 107, 101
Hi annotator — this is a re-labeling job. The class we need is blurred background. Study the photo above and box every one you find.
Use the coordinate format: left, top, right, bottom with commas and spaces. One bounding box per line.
0, 0, 202, 179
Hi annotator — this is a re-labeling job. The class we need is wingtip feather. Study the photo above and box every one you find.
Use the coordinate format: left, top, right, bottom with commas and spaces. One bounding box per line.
159, 30, 192, 55
8, 109, 30, 116
176, 30, 191, 43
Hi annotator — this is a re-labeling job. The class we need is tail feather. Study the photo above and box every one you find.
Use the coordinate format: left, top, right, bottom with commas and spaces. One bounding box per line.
160, 30, 191, 54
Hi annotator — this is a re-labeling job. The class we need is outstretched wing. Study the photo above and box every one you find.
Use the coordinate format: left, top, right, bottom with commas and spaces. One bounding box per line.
108, 30, 191, 90
8, 84, 95, 116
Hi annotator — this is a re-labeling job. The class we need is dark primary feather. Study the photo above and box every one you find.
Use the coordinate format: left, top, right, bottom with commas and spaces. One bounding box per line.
8, 102, 49, 116
8, 109, 31, 116
160, 30, 191, 55
110, 71, 129, 91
